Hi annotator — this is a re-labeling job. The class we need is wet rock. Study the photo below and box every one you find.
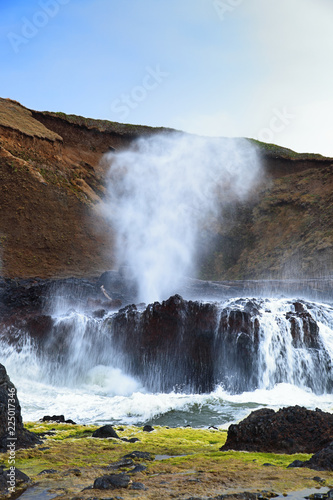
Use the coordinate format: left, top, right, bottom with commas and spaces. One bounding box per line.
107, 458, 134, 470
301, 443, 333, 471
93, 473, 130, 489
287, 460, 304, 468
38, 469, 58, 475
123, 450, 154, 460
286, 302, 320, 348
92, 308, 106, 318
221, 406, 333, 453
111, 295, 220, 393
112, 295, 313, 394
312, 476, 326, 483
143, 424, 154, 432
64, 468, 82, 476
121, 437, 140, 443
0, 363, 41, 452
130, 481, 147, 490
42, 414, 76, 424
92, 425, 120, 439
96, 269, 137, 303
130, 464, 148, 473
0, 466, 31, 492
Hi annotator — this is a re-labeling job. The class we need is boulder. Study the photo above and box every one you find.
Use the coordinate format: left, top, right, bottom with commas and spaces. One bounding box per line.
0, 363, 41, 452
300, 443, 333, 471
220, 406, 333, 453
42, 415, 76, 424
123, 450, 154, 461
92, 425, 120, 439
0, 465, 30, 493
93, 473, 130, 489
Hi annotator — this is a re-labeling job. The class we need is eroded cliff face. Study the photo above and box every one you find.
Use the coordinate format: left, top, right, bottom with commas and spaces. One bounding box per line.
0, 97, 332, 280
0, 99, 160, 278
203, 160, 333, 280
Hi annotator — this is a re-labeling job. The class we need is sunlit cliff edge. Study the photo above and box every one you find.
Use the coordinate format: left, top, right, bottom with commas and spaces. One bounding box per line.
0, 97, 332, 280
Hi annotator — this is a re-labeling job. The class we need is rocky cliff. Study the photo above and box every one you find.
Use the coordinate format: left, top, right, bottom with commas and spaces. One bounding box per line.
0, 97, 332, 280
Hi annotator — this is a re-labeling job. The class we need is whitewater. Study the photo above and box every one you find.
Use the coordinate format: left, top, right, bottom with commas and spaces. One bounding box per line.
1, 295, 332, 428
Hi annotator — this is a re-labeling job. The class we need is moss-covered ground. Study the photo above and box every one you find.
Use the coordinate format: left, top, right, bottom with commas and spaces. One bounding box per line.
2, 422, 333, 499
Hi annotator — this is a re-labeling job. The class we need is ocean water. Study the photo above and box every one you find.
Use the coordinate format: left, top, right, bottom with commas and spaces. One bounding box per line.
1, 295, 333, 428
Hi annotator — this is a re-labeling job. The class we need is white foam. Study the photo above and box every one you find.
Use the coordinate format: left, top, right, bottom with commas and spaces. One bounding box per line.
103, 133, 261, 303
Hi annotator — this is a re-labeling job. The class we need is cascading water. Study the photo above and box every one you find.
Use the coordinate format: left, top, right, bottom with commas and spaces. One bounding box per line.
0, 294, 332, 427
0, 133, 332, 427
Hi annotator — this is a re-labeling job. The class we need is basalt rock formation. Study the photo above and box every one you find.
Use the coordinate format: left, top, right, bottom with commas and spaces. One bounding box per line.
1, 97, 333, 281
109, 295, 330, 394
220, 406, 333, 454
0, 280, 331, 395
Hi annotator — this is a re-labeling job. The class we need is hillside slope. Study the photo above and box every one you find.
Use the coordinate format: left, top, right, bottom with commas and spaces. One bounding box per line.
0, 97, 332, 280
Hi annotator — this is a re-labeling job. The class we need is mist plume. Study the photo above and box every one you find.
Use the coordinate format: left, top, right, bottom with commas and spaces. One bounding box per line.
104, 132, 260, 303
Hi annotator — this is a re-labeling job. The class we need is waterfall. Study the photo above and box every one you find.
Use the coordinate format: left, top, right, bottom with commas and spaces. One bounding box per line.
1, 296, 332, 396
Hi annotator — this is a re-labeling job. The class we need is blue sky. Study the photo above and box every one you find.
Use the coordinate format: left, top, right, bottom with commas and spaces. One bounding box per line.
1, 0, 333, 156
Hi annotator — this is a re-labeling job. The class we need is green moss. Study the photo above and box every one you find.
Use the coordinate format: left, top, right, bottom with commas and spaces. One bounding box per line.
247, 138, 331, 160
4, 423, 333, 499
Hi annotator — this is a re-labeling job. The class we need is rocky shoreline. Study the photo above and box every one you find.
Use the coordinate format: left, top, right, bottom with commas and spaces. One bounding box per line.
0, 275, 333, 498
0, 365, 333, 499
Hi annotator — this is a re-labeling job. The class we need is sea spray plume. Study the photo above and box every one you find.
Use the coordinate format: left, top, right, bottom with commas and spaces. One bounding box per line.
104, 132, 261, 303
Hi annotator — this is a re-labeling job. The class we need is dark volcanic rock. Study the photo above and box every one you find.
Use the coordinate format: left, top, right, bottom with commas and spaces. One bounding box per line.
111, 294, 224, 393
287, 460, 305, 468
286, 301, 320, 348
130, 481, 147, 490
301, 443, 333, 471
123, 450, 154, 461
110, 295, 326, 394
92, 425, 120, 439
143, 424, 154, 432
0, 363, 41, 452
97, 269, 137, 302
130, 464, 148, 473
42, 415, 76, 424
107, 458, 134, 470
0, 466, 30, 492
220, 406, 333, 454
1, 281, 328, 396
93, 473, 130, 489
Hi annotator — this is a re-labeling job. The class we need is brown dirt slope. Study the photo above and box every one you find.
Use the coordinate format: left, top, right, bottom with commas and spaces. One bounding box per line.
203, 157, 333, 280
0, 97, 333, 280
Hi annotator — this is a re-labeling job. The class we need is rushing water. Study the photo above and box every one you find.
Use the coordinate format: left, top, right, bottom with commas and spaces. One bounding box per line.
0, 294, 333, 428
